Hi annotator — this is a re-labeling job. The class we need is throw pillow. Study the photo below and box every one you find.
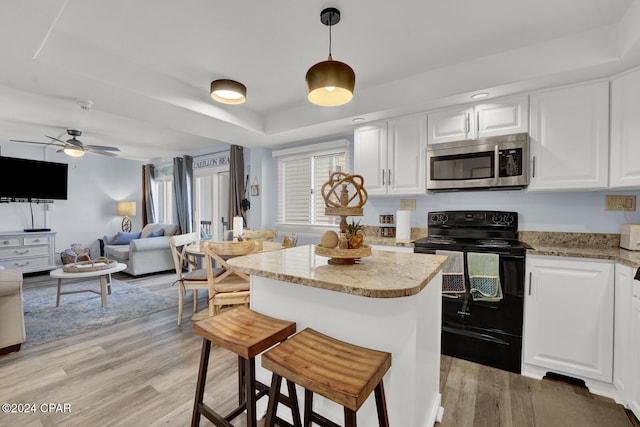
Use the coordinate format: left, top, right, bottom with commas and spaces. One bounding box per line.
112, 231, 142, 245
148, 229, 165, 238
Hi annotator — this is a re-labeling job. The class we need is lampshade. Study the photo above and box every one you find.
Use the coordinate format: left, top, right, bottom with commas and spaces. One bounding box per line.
117, 201, 137, 217
306, 8, 355, 107
63, 147, 85, 157
306, 55, 355, 106
210, 79, 247, 105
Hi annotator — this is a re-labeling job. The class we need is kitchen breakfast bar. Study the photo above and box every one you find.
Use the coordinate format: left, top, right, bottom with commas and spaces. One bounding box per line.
227, 245, 447, 426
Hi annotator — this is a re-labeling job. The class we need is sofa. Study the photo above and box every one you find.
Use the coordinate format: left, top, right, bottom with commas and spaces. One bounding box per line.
0, 267, 25, 355
103, 223, 178, 276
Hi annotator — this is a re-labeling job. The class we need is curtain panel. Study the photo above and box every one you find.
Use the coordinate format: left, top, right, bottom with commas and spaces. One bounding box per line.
142, 164, 156, 227
173, 156, 194, 234
228, 145, 247, 227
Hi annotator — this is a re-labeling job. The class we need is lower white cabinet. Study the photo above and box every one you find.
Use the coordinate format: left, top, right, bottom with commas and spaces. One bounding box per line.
614, 263, 633, 403
524, 255, 614, 383
630, 289, 640, 418
0, 231, 57, 273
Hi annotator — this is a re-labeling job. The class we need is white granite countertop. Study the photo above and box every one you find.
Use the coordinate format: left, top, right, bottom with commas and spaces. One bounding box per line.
227, 244, 447, 298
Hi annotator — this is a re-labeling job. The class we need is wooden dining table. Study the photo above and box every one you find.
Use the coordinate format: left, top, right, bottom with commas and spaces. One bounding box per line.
185, 240, 284, 321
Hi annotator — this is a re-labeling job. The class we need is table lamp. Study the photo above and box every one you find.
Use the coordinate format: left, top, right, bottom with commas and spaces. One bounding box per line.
117, 201, 136, 232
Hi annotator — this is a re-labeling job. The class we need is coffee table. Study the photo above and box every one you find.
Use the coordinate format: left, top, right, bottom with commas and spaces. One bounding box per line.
50, 262, 127, 307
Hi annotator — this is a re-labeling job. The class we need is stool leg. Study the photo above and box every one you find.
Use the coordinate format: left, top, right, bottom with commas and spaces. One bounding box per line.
264, 373, 283, 427
303, 390, 313, 427
374, 381, 390, 427
245, 357, 257, 427
191, 339, 211, 427
238, 356, 245, 407
286, 380, 303, 427
344, 408, 357, 427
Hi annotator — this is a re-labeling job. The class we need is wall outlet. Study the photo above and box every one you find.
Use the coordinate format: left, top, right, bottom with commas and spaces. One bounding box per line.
605, 195, 636, 211
400, 199, 416, 210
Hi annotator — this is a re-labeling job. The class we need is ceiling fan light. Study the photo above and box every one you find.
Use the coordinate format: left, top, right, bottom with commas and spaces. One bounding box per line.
306, 57, 355, 107
210, 79, 247, 105
63, 147, 85, 157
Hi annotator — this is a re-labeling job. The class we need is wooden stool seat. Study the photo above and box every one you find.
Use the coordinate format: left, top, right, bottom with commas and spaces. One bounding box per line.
191, 307, 299, 427
262, 328, 392, 427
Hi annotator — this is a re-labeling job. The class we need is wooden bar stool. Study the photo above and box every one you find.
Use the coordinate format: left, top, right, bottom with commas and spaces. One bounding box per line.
262, 328, 392, 427
191, 307, 301, 427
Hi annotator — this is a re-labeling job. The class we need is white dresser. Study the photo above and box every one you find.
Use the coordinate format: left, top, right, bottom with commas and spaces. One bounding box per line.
0, 231, 57, 273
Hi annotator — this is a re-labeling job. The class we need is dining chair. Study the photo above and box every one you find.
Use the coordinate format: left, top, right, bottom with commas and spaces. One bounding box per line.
200, 240, 261, 316
242, 229, 277, 241
169, 232, 210, 326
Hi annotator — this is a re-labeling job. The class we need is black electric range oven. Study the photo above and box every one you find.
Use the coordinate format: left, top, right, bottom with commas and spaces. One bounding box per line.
414, 210, 526, 373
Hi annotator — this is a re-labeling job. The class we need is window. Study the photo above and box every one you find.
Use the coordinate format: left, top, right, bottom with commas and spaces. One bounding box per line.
274, 140, 349, 226
153, 176, 174, 224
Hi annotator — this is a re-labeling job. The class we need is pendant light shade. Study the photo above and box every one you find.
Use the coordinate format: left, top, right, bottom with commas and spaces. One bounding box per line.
210, 79, 246, 105
306, 8, 355, 107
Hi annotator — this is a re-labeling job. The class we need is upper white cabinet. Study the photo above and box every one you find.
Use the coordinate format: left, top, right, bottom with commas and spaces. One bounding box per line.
528, 81, 609, 191
427, 95, 528, 144
610, 67, 640, 189
524, 255, 614, 384
354, 114, 426, 196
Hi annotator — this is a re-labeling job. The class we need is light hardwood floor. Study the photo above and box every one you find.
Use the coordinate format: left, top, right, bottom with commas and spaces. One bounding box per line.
1, 272, 637, 426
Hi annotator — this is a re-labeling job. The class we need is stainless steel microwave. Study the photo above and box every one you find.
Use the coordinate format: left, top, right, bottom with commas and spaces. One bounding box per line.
426, 133, 529, 191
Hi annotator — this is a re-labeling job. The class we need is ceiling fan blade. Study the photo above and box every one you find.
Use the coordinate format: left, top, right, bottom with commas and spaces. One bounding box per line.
85, 145, 120, 152
86, 147, 118, 157
46, 135, 72, 145
10, 139, 64, 147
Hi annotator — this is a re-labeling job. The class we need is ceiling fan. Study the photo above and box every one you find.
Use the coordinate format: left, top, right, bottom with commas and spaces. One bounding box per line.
10, 129, 121, 157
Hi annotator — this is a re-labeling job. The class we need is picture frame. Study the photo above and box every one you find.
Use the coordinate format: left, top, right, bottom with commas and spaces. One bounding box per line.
250, 184, 260, 196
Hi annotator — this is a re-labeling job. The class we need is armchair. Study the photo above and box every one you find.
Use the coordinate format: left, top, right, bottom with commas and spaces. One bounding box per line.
0, 267, 25, 355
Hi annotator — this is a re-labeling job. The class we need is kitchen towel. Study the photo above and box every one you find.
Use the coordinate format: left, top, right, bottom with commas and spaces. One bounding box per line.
467, 252, 503, 302
436, 250, 466, 297
396, 210, 411, 241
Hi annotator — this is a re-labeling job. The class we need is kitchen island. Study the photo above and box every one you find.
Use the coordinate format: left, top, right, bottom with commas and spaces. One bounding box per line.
227, 245, 447, 426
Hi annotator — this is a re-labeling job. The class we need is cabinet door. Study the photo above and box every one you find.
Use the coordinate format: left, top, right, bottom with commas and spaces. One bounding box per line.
528, 81, 609, 191
476, 95, 529, 138
610, 68, 640, 188
524, 256, 614, 382
387, 114, 426, 195
630, 297, 640, 419
427, 107, 473, 144
614, 263, 633, 400
354, 122, 387, 195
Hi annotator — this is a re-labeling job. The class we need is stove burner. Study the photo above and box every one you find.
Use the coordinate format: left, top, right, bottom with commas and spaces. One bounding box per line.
477, 239, 511, 247
425, 236, 456, 245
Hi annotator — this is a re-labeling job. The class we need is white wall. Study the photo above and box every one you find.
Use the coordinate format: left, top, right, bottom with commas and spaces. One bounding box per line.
0, 141, 143, 259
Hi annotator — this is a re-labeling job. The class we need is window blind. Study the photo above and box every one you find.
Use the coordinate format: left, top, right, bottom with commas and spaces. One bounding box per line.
276, 145, 347, 226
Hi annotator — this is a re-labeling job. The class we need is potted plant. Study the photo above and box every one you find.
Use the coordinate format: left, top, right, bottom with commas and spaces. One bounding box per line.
346, 219, 364, 249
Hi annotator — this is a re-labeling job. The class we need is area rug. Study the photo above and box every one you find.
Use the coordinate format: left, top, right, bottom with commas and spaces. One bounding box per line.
532, 388, 633, 427
23, 279, 175, 348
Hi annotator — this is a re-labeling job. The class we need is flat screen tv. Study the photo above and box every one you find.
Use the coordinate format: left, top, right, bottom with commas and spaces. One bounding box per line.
0, 156, 68, 200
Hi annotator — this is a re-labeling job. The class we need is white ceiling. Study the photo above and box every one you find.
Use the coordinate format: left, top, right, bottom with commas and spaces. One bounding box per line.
0, 0, 639, 161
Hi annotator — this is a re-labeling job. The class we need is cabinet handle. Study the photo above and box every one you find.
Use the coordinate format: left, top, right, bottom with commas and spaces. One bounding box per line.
466, 112, 470, 134
476, 110, 480, 133
532, 156, 536, 178
33, 239, 41, 243
388, 169, 391, 185
528, 272, 532, 296
15, 249, 30, 255
15, 261, 30, 267
2, 240, 9, 245
382, 169, 385, 185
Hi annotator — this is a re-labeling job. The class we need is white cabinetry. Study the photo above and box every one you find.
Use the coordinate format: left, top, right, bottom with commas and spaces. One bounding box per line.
427, 95, 528, 144
524, 255, 614, 386
354, 114, 426, 196
614, 263, 633, 402
0, 231, 56, 273
528, 81, 609, 191
610, 67, 640, 188
630, 278, 640, 418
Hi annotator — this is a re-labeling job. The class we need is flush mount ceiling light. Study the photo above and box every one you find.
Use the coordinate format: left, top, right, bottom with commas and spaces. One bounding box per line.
63, 147, 85, 157
306, 8, 356, 107
471, 92, 490, 100
210, 79, 247, 105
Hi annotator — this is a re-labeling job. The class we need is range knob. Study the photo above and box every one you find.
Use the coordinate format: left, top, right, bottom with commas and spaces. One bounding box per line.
430, 214, 448, 224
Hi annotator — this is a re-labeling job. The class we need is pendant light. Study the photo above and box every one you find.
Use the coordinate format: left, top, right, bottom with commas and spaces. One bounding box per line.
306, 8, 355, 107
210, 79, 247, 105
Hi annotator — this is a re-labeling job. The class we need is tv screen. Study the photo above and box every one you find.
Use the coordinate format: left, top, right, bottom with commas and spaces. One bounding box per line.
0, 156, 68, 200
